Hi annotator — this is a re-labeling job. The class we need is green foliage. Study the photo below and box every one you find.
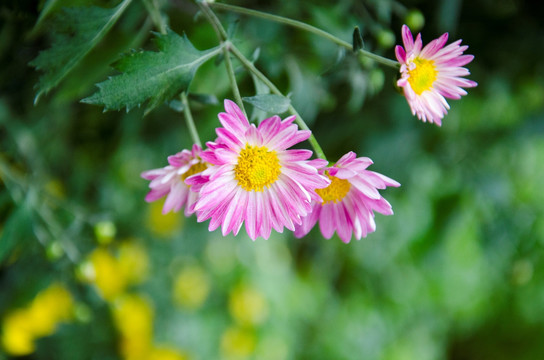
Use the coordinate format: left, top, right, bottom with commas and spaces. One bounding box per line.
30, 0, 133, 103
242, 94, 291, 115
2, 0, 544, 359
82, 31, 221, 115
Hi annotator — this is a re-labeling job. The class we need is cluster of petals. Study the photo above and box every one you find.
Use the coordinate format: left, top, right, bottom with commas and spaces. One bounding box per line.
141, 144, 205, 216
395, 24, 477, 125
142, 101, 400, 242
185, 100, 330, 241
294, 152, 400, 243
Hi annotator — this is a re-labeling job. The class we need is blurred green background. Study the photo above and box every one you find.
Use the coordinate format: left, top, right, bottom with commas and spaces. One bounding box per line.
1, 0, 544, 359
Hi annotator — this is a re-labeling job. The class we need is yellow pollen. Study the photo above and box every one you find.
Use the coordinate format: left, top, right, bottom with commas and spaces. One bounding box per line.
316, 174, 351, 204
181, 161, 207, 183
234, 144, 281, 192
407, 57, 438, 95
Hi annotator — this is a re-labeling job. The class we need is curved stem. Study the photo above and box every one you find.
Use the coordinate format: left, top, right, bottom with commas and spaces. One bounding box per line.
229, 45, 327, 161
142, 0, 167, 34
210, 2, 399, 69
222, 42, 246, 117
197, 1, 247, 117
181, 92, 202, 147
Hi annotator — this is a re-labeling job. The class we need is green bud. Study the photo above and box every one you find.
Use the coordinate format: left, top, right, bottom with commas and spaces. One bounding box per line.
369, 69, 385, 94
405, 9, 425, 32
74, 302, 93, 323
94, 220, 116, 245
46, 241, 64, 261
376, 29, 396, 49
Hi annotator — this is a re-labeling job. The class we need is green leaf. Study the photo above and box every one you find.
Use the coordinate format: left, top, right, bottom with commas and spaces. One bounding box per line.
0, 206, 33, 265
31, 0, 133, 103
242, 94, 291, 115
248, 71, 270, 122
189, 93, 219, 105
82, 31, 221, 115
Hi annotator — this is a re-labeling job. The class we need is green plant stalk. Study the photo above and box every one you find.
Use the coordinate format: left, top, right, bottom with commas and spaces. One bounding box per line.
229, 45, 327, 161
142, 0, 167, 34
210, 2, 400, 69
181, 92, 202, 147
0, 157, 81, 263
197, 1, 247, 117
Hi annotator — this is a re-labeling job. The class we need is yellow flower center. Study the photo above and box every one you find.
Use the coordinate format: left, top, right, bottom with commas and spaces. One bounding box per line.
234, 144, 281, 192
316, 174, 351, 204
181, 161, 207, 182
407, 57, 438, 95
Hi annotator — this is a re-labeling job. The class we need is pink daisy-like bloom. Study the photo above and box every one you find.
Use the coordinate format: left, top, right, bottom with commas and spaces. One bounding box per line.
141, 144, 207, 216
186, 100, 330, 241
294, 152, 400, 243
395, 24, 477, 126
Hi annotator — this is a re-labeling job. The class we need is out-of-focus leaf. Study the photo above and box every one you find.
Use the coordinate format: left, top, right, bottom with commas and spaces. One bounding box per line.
30, 0, 133, 103
169, 99, 184, 112
285, 57, 324, 124
242, 94, 290, 115
189, 93, 219, 105
0, 206, 33, 265
82, 31, 221, 115
248, 71, 270, 122
34, 0, 92, 29
227, 18, 240, 39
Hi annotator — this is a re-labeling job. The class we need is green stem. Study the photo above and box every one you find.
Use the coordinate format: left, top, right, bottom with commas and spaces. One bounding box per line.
222, 43, 247, 117
229, 45, 327, 161
181, 92, 202, 147
142, 0, 167, 34
197, 1, 247, 117
210, 2, 399, 69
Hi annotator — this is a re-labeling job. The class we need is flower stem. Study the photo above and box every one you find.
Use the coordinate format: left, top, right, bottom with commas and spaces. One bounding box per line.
181, 92, 202, 148
142, 0, 167, 34
197, 1, 247, 117
229, 45, 327, 161
210, 2, 399, 69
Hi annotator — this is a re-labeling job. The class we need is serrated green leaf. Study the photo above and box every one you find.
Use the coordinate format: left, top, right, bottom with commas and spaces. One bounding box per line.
30, 0, 133, 103
82, 31, 222, 115
243, 94, 291, 115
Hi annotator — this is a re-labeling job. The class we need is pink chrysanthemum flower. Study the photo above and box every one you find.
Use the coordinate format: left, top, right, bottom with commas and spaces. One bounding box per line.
395, 24, 477, 126
294, 152, 400, 243
141, 144, 207, 216
187, 100, 330, 241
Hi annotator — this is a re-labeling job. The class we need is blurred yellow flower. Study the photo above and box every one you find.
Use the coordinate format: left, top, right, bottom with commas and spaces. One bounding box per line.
118, 241, 149, 285
1, 283, 74, 356
147, 199, 183, 237
220, 326, 256, 359
82, 241, 149, 302
112, 294, 154, 360
88, 247, 127, 301
1, 310, 36, 356
172, 265, 210, 310
27, 283, 73, 337
229, 284, 268, 327
149, 346, 190, 360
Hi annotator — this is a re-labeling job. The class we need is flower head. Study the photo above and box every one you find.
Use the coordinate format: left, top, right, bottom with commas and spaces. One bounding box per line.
294, 152, 400, 243
395, 24, 477, 126
141, 144, 206, 216
188, 100, 330, 240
